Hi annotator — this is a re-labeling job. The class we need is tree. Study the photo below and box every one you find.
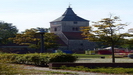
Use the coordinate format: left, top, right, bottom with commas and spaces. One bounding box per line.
11, 28, 59, 52
44, 32, 59, 50
0, 22, 18, 44
123, 30, 133, 50
81, 15, 130, 63
121, 39, 133, 50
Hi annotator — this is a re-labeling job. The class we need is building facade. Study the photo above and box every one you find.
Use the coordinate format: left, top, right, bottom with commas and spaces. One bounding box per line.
50, 6, 95, 52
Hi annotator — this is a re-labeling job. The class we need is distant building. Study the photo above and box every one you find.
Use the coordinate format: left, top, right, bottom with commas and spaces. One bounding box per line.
50, 6, 95, 53
0, 6, 95, 54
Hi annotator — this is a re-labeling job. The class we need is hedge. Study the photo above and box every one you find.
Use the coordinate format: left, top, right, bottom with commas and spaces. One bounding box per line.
0, 53, 77, 66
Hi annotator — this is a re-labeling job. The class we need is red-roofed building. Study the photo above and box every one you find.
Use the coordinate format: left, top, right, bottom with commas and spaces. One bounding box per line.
50, 6, 95, 53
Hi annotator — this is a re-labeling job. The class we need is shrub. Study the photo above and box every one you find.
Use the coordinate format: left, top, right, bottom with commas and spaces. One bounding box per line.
48, 53, 77, 63
0, 53, 77, 66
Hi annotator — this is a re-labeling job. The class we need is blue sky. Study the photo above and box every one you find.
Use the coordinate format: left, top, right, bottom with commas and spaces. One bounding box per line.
0, 0, 133, 32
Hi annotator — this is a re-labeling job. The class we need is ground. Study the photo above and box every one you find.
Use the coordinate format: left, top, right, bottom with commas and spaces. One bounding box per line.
16, 58, 133, 75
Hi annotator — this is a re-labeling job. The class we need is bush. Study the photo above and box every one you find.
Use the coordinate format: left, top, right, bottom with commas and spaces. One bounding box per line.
48, 53, 77, 63
0, 53, 77, 66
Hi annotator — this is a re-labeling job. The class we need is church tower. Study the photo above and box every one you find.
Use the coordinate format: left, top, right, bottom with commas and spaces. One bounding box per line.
50, 6, 95, 53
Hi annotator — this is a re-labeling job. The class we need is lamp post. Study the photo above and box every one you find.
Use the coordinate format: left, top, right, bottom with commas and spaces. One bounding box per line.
38, 28, 48, 53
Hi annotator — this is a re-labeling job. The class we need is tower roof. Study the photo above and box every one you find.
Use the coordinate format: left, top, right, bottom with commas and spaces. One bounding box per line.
51, 7, 89, 22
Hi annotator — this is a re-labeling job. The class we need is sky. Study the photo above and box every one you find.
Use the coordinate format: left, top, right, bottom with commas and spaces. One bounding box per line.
0, 0, 133, 32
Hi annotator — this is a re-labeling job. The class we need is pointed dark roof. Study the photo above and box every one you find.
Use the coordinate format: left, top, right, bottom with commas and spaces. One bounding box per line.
51, 7, 89, 22
62, 7, 76, 16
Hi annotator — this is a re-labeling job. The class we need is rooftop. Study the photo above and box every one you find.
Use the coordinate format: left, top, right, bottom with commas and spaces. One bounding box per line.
51, 7, 89, 22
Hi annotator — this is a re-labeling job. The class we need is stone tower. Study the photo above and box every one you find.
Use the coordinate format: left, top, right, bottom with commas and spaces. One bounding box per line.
50, 6, 95, 52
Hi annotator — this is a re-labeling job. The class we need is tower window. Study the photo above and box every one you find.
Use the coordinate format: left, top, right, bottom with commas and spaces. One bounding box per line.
76, 27, 78, 31
80, 43, 83, 46
73, 21, 78, 24
72, 28, 75, 31
72, 27, 79, 31
54, 28, 57, 31
54, 23, 56, 25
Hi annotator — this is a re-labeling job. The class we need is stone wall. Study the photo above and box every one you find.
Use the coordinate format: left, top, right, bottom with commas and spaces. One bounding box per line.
68, 40, 95, 51
62, 21, 89, 32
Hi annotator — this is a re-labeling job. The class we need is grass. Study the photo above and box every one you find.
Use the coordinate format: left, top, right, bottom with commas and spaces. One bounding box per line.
0, 59, 76, 75
15, 69, 76, 75
0, 64, 77, 75
0, 60, 23, 74
1, 53, 132, 74
73, 54, 111, 58
59, 65, 133, 74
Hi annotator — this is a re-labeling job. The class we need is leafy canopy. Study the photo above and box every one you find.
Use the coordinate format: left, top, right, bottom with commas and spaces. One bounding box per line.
0, 22, 18, 44
81, 16, 129, 46
81, 15, 130, 63
10, 28, 59, 50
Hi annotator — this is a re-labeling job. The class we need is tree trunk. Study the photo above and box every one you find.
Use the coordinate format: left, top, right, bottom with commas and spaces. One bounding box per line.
111, 44, 115, 63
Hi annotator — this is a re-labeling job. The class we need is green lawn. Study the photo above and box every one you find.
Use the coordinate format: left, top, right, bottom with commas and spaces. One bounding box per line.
59, 65, 133, 74
73, 54, 111, 58
0, 63, 76, 75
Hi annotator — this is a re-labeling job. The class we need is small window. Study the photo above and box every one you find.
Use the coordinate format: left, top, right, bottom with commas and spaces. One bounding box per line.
76, 27, 78, 31
72, 27, 79, 31
54, 28, 57, 31
53, 22, 57, 25
72, 28, 75, 31
73, 21, 78, 24
80, 43, 83, 46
